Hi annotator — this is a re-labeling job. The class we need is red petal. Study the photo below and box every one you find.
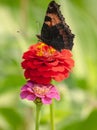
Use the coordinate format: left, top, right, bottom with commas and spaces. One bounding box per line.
22, 51, 33, 59
22, 60, 37, 69
51, 66, 65, 72
53, 73, 65, 81
31, 76, 51, 84
38, 65, 51, 72
45, 60, 59, 66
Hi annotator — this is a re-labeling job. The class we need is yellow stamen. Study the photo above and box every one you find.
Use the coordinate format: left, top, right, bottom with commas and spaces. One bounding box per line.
33, 85, 50, 96
36, 42, 55, 57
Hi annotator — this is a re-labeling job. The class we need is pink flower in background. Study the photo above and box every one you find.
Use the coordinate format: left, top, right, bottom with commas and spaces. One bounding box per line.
20, 81, 60, 104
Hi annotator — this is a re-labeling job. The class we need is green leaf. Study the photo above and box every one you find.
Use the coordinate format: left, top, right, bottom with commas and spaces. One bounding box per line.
0, 107, 23, 130
82, 109, 97, 130
0, 74, 25, 94
58, 109, 97, 130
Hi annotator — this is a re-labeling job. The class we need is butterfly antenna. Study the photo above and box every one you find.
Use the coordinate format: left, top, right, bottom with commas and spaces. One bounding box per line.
36, 21, 41, 35
36, 21, 41, 41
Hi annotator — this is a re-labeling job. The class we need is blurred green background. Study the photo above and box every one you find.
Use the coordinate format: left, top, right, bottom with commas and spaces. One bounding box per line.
0, 0, 97, 130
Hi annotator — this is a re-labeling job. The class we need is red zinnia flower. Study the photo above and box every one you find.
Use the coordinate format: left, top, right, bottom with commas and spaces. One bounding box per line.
21, 42, 74, 84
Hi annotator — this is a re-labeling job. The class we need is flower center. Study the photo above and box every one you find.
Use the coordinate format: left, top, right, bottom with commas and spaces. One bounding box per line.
33, 85, 50, 96
36, 43, 55, 57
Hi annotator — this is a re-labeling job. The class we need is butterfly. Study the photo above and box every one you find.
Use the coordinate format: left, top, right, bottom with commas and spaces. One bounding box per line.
37, 0, 75, 51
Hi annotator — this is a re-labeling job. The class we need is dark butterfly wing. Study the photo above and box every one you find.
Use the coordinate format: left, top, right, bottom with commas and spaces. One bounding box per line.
37, 0, 75, 51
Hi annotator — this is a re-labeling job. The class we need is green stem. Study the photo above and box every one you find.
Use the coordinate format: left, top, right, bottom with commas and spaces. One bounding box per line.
50, 101, 55, 130
35, 104, 42, 130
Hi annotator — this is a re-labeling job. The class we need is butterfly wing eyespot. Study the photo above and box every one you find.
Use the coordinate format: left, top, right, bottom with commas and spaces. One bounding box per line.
37, 0, 75, 51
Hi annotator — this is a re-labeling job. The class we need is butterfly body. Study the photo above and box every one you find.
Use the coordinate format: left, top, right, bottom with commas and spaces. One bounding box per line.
37, 1, 74, 51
